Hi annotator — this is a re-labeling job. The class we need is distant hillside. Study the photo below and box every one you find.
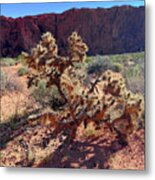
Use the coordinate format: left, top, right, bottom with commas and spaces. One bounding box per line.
0, 6, 145, 57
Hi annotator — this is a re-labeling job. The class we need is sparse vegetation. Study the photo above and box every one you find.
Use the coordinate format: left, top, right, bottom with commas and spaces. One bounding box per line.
0, 70, 22, 95
87, 55, 118, 74
0, 57, 20, 66
86, 52, 144, 94
29, 78, 66, 110
17, 66, 28, 76
0, 32, 144, 169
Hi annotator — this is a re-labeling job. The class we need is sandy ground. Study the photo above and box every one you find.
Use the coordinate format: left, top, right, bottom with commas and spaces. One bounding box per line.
0, 120, 144, 169
0, 64, 145, 169
0, 64, 37, 123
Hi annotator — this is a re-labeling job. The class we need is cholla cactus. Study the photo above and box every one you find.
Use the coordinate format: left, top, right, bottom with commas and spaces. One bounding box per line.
22, 32, 58, 87
23, 31, 144, 142
22, 31, 88, 100
60, 67, 144, 139
22, 32, 70, 100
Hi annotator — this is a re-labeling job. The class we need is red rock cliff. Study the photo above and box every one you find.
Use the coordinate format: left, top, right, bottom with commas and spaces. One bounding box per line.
0, 6, 145, 57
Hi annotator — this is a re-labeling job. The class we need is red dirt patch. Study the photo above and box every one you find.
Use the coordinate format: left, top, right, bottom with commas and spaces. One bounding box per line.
1, 64, 37, 122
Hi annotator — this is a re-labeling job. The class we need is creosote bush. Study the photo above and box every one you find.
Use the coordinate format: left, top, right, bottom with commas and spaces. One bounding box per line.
23, 31, 144, 142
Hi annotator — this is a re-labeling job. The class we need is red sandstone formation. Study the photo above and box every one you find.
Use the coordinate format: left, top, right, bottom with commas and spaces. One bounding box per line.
0, 6, 144, 57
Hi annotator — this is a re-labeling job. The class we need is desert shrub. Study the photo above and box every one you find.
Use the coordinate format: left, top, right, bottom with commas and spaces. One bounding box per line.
17, 66, 28, 76
50, 86, 66, 110
87, 53, 144, 94
126, 64, 143, 78
117, 56, 144, 94
85, 57, 93, 63
112, 62, 123, 72
16, 54, 23, 61
0, 70, 22, 95
0, 58, 19, 66
124, 64, 144, 94
31, 80, 51, 108
30, 80, 65, 110
16, 54, 27, 66
126, 76, 144, 95
107, 52, 144, 64
87, 55, 119, 75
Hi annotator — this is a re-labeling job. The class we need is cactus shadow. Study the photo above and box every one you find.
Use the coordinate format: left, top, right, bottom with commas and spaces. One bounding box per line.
39, 134, 127, 169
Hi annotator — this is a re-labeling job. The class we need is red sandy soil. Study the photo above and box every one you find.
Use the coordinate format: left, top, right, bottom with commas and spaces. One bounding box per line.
0, 119, 144, 169
0, 64, 37, 123
40, 123, 145, 170
0, 64, 145, 170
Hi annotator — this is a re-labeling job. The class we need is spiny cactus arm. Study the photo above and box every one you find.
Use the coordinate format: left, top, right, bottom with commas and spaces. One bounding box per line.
22, 32, 61, 88
22, 51, 36, 69
68, 32, 88, 63
23, 32, 57, 64
80, 69, 144, 134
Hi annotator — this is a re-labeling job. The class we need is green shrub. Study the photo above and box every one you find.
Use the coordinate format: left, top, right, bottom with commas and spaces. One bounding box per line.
113, 62, 123, 72
85, 57, 93, 63
0, 58, 19, 66
16, 54, 26, 65
124, 64, 144, 94
30, 80, 65, 109
87, 56, 117, 75
18, 66, 28, 76
86, 53, 144, 95
16, 54, 23, 61
124, 63, 143, 79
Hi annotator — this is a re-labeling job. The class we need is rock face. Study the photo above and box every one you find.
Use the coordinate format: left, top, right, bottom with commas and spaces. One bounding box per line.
0, 6, 145, 57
